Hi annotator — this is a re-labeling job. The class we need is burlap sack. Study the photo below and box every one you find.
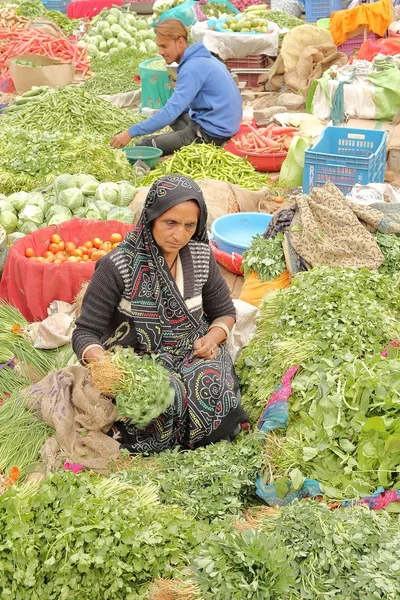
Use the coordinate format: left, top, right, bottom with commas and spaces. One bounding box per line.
129, 180, 271, 226
285, 44, 348, 95
24, 365, 120, 473
30, 19, 66, 38
280, 25, 333, 72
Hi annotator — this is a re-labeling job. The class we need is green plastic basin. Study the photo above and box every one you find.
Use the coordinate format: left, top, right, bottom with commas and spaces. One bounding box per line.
122, 146, 163, 168
317, 18, 330, 29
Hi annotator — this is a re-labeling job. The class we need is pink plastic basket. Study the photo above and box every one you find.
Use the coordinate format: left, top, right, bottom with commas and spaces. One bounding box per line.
338, 32, 381, 57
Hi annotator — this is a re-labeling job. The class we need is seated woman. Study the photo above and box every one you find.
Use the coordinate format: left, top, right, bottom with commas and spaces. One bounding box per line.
72, 174, 247, 453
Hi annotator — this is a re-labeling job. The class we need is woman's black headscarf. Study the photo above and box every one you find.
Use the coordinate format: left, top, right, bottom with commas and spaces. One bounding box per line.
118, 175, 209, 351
145, 175, 208, 241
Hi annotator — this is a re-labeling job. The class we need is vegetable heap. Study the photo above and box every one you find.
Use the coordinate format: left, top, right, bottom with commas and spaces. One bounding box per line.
141, 143, 270, 190
83, 47, 149, 95
89, 348, 175, 428
236, 267, 400, 498
242, 233, 286, 281
232, 124, 300, 154
25, 231, 125, 264
0, 5, 29, 28
83, 6, 157, 58
14, 0, 80, 34
376, 231, 400, 275
0, 128, 133, 194
193, 501, 400, 600
1, 85, 143, 139
242, 5, 304, 29
0, 28, 90, 78
221, 14, 274, 34
0, 174, 137, 234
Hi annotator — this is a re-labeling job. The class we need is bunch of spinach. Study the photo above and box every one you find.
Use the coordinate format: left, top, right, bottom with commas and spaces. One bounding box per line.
236, 267, 400, 423
376, 231, 400, 275
242, 233, 286, 281
265, 347, 400, 498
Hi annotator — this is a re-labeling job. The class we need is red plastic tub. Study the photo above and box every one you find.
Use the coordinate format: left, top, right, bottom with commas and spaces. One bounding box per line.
233, 147, 288, 172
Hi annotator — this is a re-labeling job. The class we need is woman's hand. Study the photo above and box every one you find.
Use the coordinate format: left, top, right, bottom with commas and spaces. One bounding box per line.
110, 130, 132, 149
82, 346, 106, 364
193, 330, 221, 360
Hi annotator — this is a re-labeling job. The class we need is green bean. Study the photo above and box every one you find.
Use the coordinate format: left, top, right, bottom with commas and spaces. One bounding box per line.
140, 143, 270, 190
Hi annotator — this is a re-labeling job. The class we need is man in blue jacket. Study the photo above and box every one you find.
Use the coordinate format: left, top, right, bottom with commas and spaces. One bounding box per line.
110, 18, 243, 154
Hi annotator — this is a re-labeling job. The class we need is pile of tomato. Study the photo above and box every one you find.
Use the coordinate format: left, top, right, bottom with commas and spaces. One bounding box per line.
24, 233, 123, 264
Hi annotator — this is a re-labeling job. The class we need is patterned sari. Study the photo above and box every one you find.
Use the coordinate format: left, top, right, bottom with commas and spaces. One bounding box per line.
109, 175, 246, 453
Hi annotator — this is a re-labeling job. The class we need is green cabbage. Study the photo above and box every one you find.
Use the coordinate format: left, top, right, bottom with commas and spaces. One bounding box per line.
110, 23, 123, 36
108, 206, 135, 224
27, 192, 46, 212
48, 214, 70, 226
58, 188, 84, 211
7, 191, 30, 212
81, 179, 100, 196
0, 200, 16, 214
0, 210, 18, 233
117, 181, 137, 206
99, 41, 108, 52
75, 174, 99, 189
95, 182, 121, 205
109, 7, 122, 19
46, 205, 72, 221
18, 204, 44, 226
102, 28, 113, 40
18, 221, 38, 234
54, 174, 77, 196
118, 31, 131, 44
97, 21, 109, 32
95, 200, 115, 219
73, 207, 87, 218
85, 206, 103, 220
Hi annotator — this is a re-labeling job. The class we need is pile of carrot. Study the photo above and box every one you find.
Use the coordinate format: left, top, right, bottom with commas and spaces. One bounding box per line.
233, 123, 300, 155
0, 28, 90, 77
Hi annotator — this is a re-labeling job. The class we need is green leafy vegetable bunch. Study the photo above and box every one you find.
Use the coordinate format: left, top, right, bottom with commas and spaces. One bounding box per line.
242, 233, 286, 281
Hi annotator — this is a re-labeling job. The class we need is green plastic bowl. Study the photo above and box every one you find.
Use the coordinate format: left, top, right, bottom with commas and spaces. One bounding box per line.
317, 18, 330, 29
122, 146, 163, 168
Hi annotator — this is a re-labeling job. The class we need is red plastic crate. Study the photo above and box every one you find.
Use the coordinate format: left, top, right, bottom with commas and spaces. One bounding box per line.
225, 54, 268, 69
338, 32, 381, 56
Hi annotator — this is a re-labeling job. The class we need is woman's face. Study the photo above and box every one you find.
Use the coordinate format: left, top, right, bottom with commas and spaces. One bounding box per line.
152, 200, 200, 256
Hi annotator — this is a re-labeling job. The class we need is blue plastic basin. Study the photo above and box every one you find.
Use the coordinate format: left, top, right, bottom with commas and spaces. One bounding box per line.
211, 212, 273, 255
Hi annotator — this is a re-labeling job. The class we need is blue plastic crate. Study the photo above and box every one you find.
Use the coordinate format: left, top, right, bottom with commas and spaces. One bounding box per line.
303, 127, 387, 195
42, 0, 69, 14
305, 0, 343, 22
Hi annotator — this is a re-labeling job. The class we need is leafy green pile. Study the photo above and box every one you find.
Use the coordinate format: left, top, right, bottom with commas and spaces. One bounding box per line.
236, 267, 400, 423
376, 231, 400, 275
266, 347, 400, 498
140, 143, 270, 190
242, 233, 286, 281
0, 471, 211, 599
0, 86, 143, 139
114, 432, 265, 522
14, 0, 80, 33
193, 501, 400, 600
83, 47, 151, 95
0, 127, 133, 194
111, 348, 175, 428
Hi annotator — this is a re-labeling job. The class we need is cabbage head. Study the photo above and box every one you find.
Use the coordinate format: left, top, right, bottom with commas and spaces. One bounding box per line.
108, 206, 135, 224
18, 204, 44, 226
46, 205, 72, 221
106, 15, 118, 26
81, 179, 100, 196
58, 188, 84, 211
7, 191, 30, 213
27, 192, 46, 212
0, 210, 18, 234
0, 200, 16, 214
99, 41, 108, 52
95, 182, 120, 205
117, 181, 137, 206
97, 21, 109, 32
95, 200, 114, 219
110, 23, 122, 36
18, 221, 38, 234
48, 214, 70, 226
73, 207, 87, 218
75, 174, 99, 189
109, 7, 122, 19
102, 27, 113, 40
54, 174, 76, 196
85, 206, 103, 220
118, 31, 131, 44
136, 19, 148, 31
